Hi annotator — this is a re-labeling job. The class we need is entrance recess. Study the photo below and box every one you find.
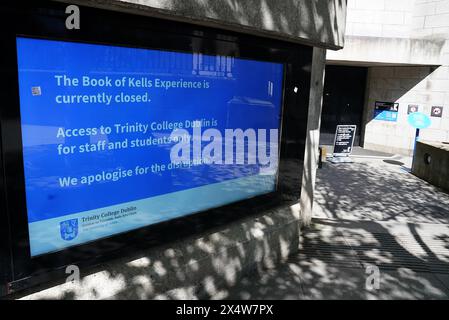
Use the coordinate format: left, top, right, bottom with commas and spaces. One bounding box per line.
320, 65, 367, 146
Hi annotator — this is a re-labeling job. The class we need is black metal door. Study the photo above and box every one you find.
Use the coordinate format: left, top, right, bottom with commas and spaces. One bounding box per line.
320, 65, 367, 146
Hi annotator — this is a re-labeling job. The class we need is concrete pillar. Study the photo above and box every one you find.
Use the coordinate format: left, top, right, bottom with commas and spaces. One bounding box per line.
299, 47, 327, 227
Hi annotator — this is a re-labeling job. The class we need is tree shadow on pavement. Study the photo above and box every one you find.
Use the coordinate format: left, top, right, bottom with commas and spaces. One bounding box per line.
225, 160, 449, 300
314, 161, 449, 224
225, 217, 449, 300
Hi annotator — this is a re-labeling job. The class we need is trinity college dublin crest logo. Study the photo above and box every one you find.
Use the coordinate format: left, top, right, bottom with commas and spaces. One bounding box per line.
60, 219, 78, 241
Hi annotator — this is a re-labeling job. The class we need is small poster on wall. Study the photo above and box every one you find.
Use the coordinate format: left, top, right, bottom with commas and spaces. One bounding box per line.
374, 101, 399, 122
408, 104, 419, 115
431, 106, 444, 118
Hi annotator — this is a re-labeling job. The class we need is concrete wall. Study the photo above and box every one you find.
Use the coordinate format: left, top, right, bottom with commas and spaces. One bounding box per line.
328, 0, 449, 155
362, 66, 449, 155
412, 141, 449, 192
58, 0, 348, 49
300, 48, 327, 226
327, 36, 444, 66
361, 1, 449, 155
15, 204, 301, 299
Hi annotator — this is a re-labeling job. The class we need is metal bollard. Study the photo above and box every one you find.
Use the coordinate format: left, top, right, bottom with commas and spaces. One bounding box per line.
318, 147, 323, 169
318, 146, 327, 169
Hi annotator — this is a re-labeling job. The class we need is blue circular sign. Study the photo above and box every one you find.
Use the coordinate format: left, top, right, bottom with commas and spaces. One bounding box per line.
407, 112, 431, 129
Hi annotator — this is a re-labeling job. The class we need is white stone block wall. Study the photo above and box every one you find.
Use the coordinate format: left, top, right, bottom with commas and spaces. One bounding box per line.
346, 0, 415, 38
345, 0, 449, 40
363, 66, 449, 155
343, 0, 449, 155
413, 0, 449, 38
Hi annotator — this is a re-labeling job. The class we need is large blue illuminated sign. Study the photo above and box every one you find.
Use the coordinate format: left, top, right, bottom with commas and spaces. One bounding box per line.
16, 37, 284, 256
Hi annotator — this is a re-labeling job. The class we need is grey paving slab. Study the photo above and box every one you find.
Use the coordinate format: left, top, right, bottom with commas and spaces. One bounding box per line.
434, 274, 449, 292
290, 257, 367, 300
365, 270, 449, 300
313, 157, 449, 224
224, 266, 306, 300
322, 146, 394, 158
225, 157, 449, 300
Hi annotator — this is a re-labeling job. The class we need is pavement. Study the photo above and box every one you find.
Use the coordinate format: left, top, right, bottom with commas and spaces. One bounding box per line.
225, 152, 449, 300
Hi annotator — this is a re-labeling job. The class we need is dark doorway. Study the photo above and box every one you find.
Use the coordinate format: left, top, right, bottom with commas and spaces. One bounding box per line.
320, 65, 367, 146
